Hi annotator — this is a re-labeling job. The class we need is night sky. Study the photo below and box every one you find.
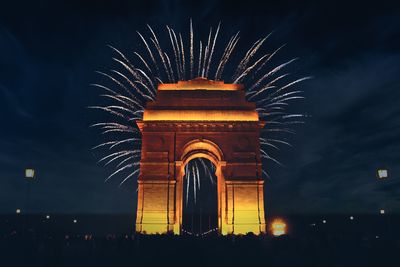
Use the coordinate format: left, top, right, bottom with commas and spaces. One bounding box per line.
1, 0, 399, 215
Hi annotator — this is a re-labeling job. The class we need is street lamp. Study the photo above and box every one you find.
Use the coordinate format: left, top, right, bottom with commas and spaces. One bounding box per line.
24, 168, 35, 233
16, 209, 21, 214
377, 169, 388, 179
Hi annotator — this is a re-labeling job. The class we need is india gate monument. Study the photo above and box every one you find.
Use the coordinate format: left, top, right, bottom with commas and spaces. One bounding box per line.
135, 77, 266, 235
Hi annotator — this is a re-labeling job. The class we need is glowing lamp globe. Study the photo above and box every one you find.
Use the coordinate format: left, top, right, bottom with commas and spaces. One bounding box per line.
271, 219, 287, 237
25, 169, 35, 179
377, 169, 388, 179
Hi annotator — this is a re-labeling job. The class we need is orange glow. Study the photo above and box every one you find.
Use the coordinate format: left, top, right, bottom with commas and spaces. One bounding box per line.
158, 77, 244, 91
143, 110, 259, 121
270, 218, 287, 236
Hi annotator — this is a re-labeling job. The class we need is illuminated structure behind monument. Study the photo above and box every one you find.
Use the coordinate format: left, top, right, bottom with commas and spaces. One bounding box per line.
135, 77, 266, 235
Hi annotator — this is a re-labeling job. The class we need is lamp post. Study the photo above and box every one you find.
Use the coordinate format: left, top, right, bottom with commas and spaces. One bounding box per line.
24, 168, 35, 233
376, 168, 390, 237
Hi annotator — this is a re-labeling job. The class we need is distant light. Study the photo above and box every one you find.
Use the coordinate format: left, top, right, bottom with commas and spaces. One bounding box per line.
377, 169, 388, 179
270, 218, 287, 236
73, 219, 77, 224
25, 169, 35, 179
375, 235, 379, 239
46, 215, 50, 219
322, 219, 327, 224
310, 223, 316, 227
380, 209, 385, 215
350, 216, 354, 220
16, 209, 21, 214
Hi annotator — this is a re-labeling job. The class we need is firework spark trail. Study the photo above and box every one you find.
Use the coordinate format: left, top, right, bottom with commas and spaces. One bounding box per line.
104, 151, 135, 166
214, 35, 235, 80
88, 106, 128, 120
111, 56, 143, 84
137, 31, 160, 77
248, 57, 297, 93
134, 52, 154, 78
110, 69, 153, 100
91, 20, 309, 191
164, 52, 175, 83
194, 161, 201, 190
260, 138, 292, 147
105, 162, 140, 182
260, 149, 283, 166
147, 25, 173, 82
202, 27, 213, 77
91, 83, 144, 109
185, 164, 190, 206
192, 166, 197, 203
190, 19, 194, 79
205, 23, 220, 77
199, 158, 215, 184
97, 150, 140, 163
197, 41, 203, 77
251, 44, 286, 82
99, 94, 139, 112
179, 33, 186, 80
109, 138, 140, 149
116, 154, 140, 168
233, 53, 270, 84
132, 68, 157, 96
215, 32, 240, 80
167, 26, 181, 80
234, 35, 269, 80
119, 168, 140, 187
247, 73, 290, 99
95, 71, 138, 101
170, 28, 182, 80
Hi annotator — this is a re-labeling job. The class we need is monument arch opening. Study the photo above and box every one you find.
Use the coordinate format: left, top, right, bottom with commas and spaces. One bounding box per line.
135, 78, 266, 235
181, 157, 218, 235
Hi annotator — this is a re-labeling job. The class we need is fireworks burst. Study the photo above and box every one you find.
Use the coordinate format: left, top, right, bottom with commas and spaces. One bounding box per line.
90, 20, 310, 203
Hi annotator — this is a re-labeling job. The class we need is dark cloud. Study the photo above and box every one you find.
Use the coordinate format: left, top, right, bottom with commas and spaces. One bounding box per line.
0, 0, 399, 214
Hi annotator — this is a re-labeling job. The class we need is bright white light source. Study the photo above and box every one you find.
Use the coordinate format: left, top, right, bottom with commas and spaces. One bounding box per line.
46, 215, 50, 219
377, 169, 388, 179
322, 219, 327, 224
380, 209, 385, 214
350, 216, 354, 220
16, 209, 21, 214
25, 169, 35, 179
73, 219, 77, 223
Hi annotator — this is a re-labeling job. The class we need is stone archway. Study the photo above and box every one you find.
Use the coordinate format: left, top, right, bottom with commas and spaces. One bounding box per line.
176, 139, 225, 234
135, 78, 266, 235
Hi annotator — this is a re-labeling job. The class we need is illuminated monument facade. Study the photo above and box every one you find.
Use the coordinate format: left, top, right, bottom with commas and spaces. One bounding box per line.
135, 78, 266, 235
